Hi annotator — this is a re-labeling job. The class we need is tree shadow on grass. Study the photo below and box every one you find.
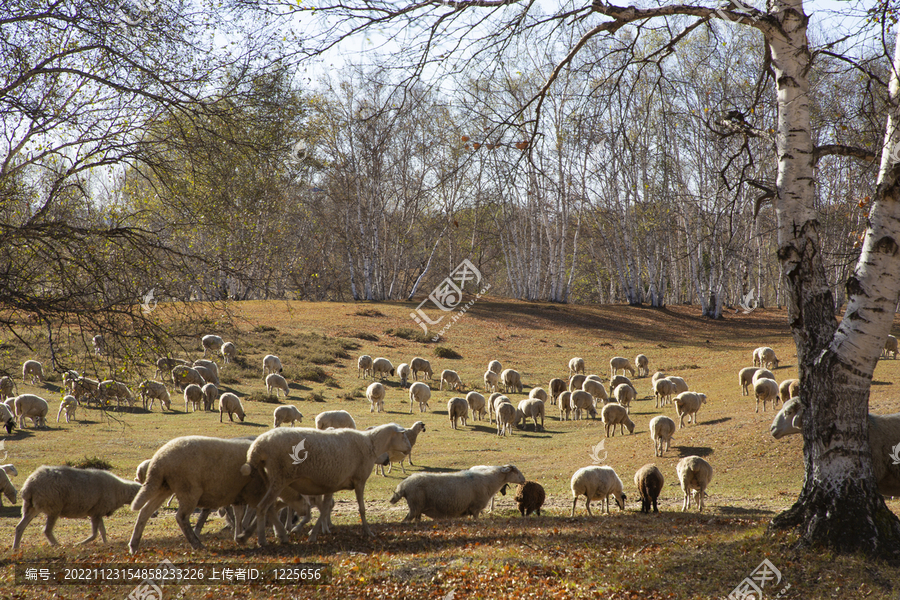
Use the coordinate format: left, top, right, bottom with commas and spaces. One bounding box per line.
673, 445, 714, 458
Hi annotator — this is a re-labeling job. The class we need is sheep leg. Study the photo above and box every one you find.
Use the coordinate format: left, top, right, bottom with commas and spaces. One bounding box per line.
255, 481, 285, 546
175, 502, 204, 550
43, 514, 60, 545
584, 498, 592, 516
354, 485, 374, 538
13, 505, 40, 549
78, 516, 106, 545
193, 508, 213, 536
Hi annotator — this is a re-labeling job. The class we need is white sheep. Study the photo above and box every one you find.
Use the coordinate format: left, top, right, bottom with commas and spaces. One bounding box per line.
397, 363, 411, 388
98, 380, 135, 409
193, 359, 220, 386
357, 355, 373, 378
654, 377, 676, 408
14, 394, 49, 429
262, 354, 283, 377
601, 403, 635, 436
155, 357, 188, 380
201, 334, 225, 357
15, 466, 142, 548
649, 415, 676, 457
516, 398, 545, 431
62, 370, 79, 393
409, 381, 431, 414
2, 464, 18, 477
0, 375, 18, 401
483, 370, 499, 393
138, 380, 172, 411
22, 360, 43, 385
752, 346, 764, 367
488, 392, 507, 422
201, 383, 218, 411
549, 378, 566, 404
759, 347, 779, 369
779, 378, 799, 405
390, 464, 525, 521
410, 357, 433, 381
753, 378, 779, 413
171, 365, 206, 391
501, 368, 522, 394
528, 387, 548, 403
496, 402, 516, 436
92, 334, 106, 356
183, 384, 203, 412
367, 382, 386, 413
56, 395, 77, 423
372, 357, 395, 378
612, 383, 636, 412
738, 367, 759, 396
466, 392, 487, 421
266, 373, 290, 398
770, 397, 900, 496
674, 391, 707, 427
608, 374, 633, 396
0, 467, 16, 506
219, 392, 245, 422
570, 466, 627, 515
570, 390, 597, 420
666, 376, 688, 395
609, 357, 635, 377
70, 376, 100, 406
558, 391, 573, 421
582, 378, 608, 404
440, 369, 465, 392
568, 357, 585, 376
752, 368, 775, 384
650, 371, 668, 389
315, 410, 356, 430
241, 423, 411, 544
376, 421, 426, 475
568, 374, 587, 392
0, 403, 15, 434
676, 456, 713, 512
221, 341, 237, 365
448, 397, 469, 429
273, 405, 303, 428
635, 354, 649, 377
487, 360, 502, 374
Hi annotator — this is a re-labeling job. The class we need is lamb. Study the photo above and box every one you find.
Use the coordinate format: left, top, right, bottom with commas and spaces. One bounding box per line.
654, 377, 676, 408
263, 354, 283, 377
56, 395, 77, 423
570, 466, 627, 515
397, 363, 411, 388
483, 370, 500, 393
674, 391, 707, 427
409, 381, 431, 413
884, 335, 899, 358
601, 403, 635, 436
273, 405, 303, 428
367, 382, 386, 413
635, 354, 649, 377
241, 423, 412, 544
558, 391, 573, 421
372, 357, 395, 378
649, 415, 676, 457
759, 347, 779, 369
676, 456, 713, 512
634, 464, 664, 513
500, 368, 522, 394
358, 355, 374, 378
221, 341, 237, 365
609, 356, 635, 377
568, 357, 585, 376
14, 466, 142, 548
155, 357, 188, 380
568, 374, 587, 392
440, 369, 465, 392
376, 421, 426, 475
779, 378, 800, 404
612, 383, 637, 412
22, 360, 43, 385
496, 402, 516, 436
549, 378, 566, 404
315, 409, 356, 430
389, 464, 525, 521
193, 361, 220, 386
0, 375, 18, 401
201, 334, 225, 357
753, 378, 779, 413
183, 384, 204, 412
466, 392, 487, 421
513, 481, 545, 516
0, 467, 16, 506
92, 334, 106, 356
14, 394, 49, 429
771, 397, 900, 496
528, 387, 548, 403
448, 397, 469, 429
62, 370, 79, 393
201, 383, 218, 411
171, 365, 206, 391
410, 357, 433, 381
138, 380, 172, 411
266, 373, 290, 398
487, 360, 502, 374
570, 390, 597, 420
582, 378, 609, 403
219, 392, 245, 422
516, 398, 545, 431
738, 367, 759, 396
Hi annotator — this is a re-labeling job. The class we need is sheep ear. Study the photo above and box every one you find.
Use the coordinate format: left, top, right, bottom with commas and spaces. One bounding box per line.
501, 465, 512, 473
791, 414, 803, 430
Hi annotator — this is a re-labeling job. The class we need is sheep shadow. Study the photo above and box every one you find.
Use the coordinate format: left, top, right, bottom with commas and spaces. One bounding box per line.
470, 424, 500, 434
3, 429, 37, 441
702, 417, 732, 426
228, 421, 267, 428
672, 445, 714, 458
288, 382, 311, 391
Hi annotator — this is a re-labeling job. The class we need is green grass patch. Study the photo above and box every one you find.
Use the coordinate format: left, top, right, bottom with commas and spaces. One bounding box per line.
349, 331, 379, 342
434, 346, 462, 359
354, 308, 386, 317
385, 327, 432, 343
245, 393, 282, 404
65, 456, 113, 470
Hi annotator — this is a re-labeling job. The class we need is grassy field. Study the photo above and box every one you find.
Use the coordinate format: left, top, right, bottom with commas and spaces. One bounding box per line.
0, 298, 899, 599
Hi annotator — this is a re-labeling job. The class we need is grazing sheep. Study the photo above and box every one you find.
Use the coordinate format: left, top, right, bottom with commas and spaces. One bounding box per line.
501, 368, 522, 394
56, 395, 77, 423
448, 397, 469, 429
666, 376, 688, 395
612, 383, 637, 412
570, 390, 596, 420
376, 421, 426, 475
0, 403, 15, 434
0, 375, 18, 401
466, 392, 487, 421
568, 374, 587, 392
570, 466, 627, 515
14, 394, 49, 429
649, 415, 676, 457
0, 468, 16, 506
583, 378, 609, 403
884, 335, 899, 359
513, 481, 545, 516
558, 391, 573, 421
752, 368, 775, 385
201, 334, 225, 358
92, 334, 106, 356
2, 464, 18, 477
601, 403, 635, 437
410, 357, 434, 381
528, 387, 548, 403
753, 378, 779, 413
635, 354, 649, 377
609, 357, 635, 377
608, 374, 633, 396
770, 397, 900, 496
266, 373, 290, 398
138, 380, 171, 411
221, 341, 237, 365
183, 384, 204, 412
366, 382, 386, 413
397, 363, 411, 388
171, 365, 205, 391
676, 456, 713, 512
154, 357, 188, 380
674, 392, 707, 427
219, 392, 245, 422
14, 466, 141, 549
516, 398, 545, 431
315, 410, 356, 430
752, 346, 764, 367
654, 377, 676, 408
488, 392, 508, 422
487, 360, 502, 374
634, 464, 664, 513
759, 347, 779, 369
549, 378, 566, 404
357, 355, 374, 378
484, 370, 500, 393
738, 367, 759, 396
201, 383, 218, 411
70, 377, 100, 406
62, 370, 79, 393
98, 380, 135, 409
273, 405, 303, 428
22, 360, 43, 385
440, 369, 465, 392
408, 381, 431, 414
778, 378, 798, 406
242, 423, 411, 544
372, 357, 395, 378
569, 357, 586, 376
389, 464, 526, 521
496, 402, 516, 436
263, 354, 283, 377
193, 360, 220, 386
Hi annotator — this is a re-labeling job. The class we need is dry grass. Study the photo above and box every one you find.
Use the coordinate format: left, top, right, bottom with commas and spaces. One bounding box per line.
1, 299, 899, 598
